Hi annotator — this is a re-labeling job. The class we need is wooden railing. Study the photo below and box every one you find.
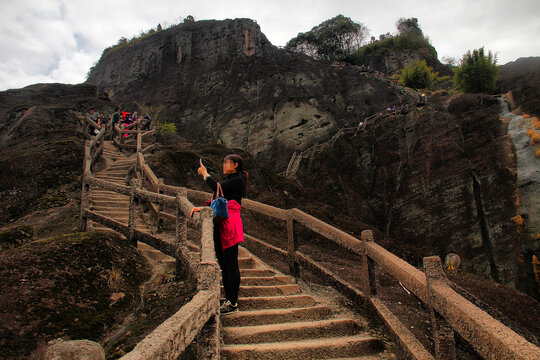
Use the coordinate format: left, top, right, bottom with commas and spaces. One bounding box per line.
78, 120, 221, 359
142, 190, 540, 359
78, 114, 540, 360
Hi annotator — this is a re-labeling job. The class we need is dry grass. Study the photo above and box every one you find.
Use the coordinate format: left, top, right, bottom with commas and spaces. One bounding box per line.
537, 148, 540, 158
511, 215, 524, 233
532, 117, 540, 130
523, 114, 531, 119
526, 128, 540, 145
511, 215, 523, 226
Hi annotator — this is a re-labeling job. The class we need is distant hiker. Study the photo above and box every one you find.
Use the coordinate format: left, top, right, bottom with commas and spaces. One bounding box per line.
89, 108, 99, 123
190, 155, 248, 315
109, 107, 121, 139
98, 112, 106, 127
141, 114, 152, 130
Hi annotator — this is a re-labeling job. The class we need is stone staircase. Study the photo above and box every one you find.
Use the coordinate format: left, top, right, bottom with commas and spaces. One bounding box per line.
88, 141, 175, 265
88, 141, 151, 234
88, 141, 395, 359
220, 247, 395, 359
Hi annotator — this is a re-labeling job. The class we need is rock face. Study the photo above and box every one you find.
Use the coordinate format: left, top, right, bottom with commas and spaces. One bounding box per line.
86, 18, 530, 291
359, 48, 453, 77
498, 57, 540, 116
294, 93, 521, 288
87, 19, 416, 165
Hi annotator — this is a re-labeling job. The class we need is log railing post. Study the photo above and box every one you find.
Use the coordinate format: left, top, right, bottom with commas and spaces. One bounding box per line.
361, 230, 377, 297
78, 181, 90, 232
195, 314, 220, 360
287, 211, 300, 277
158, 178, 165, 216
128, 180, 140, 246
175, 188, 188, 245
423, 256, 456, 360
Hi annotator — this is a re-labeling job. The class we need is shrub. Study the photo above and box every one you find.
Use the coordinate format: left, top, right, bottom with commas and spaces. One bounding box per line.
399, 59, 438, 89
157, 122, 177, 134
454, 47, 498, 93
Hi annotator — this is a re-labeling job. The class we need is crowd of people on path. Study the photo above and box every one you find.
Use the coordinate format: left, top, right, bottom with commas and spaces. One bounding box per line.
87, 106, 152, 138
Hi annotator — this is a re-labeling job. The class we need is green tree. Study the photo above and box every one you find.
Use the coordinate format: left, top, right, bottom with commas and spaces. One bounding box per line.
399, 59, 438, 89
286, 15, 370, 63
396, 17, 423, 37
157, 122, 176, 134
454, 47, 498, 93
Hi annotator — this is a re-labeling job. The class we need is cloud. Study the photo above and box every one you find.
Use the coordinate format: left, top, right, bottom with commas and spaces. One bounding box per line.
0, 0, 539, 90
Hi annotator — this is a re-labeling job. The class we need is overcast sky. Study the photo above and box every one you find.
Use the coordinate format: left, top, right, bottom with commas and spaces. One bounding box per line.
1, 0, 539, 91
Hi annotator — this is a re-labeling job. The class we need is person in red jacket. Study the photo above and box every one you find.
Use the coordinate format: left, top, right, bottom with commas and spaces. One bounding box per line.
191, 154, 248, 314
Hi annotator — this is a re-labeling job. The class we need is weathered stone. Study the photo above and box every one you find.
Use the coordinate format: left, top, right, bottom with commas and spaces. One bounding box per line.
86, 19, 415, 164
45, 339, 105, 360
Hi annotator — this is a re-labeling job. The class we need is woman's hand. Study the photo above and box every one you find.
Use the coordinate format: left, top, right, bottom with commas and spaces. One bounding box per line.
198, 159, 208, 177
190, 207, 201, 217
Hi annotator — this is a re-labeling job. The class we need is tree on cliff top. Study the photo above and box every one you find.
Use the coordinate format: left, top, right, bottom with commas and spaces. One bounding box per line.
285, 15, 370, 63
349, 17, 437, 64
454, 47, 498, 93
396, 17, 423, 37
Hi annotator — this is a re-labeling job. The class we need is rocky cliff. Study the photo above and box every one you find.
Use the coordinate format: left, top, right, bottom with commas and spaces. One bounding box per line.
85, 18, 532, 291
358, 48, 453, 77
498, 57, 540, 116
293, 93, 522, 288
87, 19, 416, 166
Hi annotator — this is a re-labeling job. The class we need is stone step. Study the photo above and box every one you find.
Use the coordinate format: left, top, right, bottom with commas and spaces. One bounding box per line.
220, 305, 334, 327
91, 200, 130, 207
223, 318, 362, 344
91, 190, 128, 196
94, 175, 126, 180
238, 257, 256, 269
99, 171, 129, 176
91, 194, 129, 201
107, 165, 132, 171
221, 335, 384, 359
92, 209, 129, 214
240, 269, 277, 277
237, 294, 317, 310
240, 275, 295, 286
225, 284, 301, 297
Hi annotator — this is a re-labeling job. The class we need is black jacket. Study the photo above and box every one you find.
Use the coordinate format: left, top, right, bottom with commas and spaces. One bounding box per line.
205, 173, 245, 204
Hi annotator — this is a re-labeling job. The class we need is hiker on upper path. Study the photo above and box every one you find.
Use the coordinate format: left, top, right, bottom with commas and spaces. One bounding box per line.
190, 155, 248, 315
109, 106, 121, 140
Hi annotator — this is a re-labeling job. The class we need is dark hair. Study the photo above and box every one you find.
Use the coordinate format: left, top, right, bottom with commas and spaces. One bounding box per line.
225, 154, 248, 196
115, 106, 120, 111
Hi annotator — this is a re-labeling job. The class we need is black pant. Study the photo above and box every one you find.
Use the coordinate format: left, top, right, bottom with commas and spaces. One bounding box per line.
214, 226, 240, 304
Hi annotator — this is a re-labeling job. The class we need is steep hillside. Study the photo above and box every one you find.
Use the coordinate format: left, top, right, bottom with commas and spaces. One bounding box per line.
0, 83, 110, 225
498, 57, 540, 116
0, 232, 149, 359
87, 18, 417, 166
